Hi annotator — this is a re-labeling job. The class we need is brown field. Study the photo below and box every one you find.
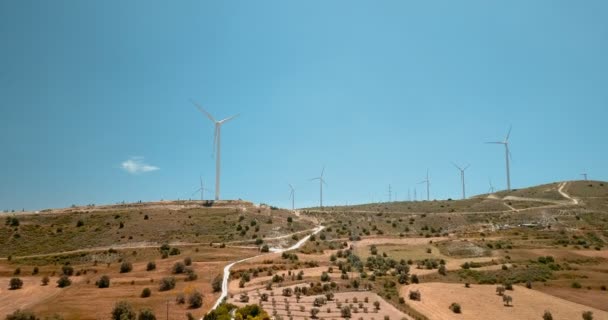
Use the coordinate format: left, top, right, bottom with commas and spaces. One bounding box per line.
402, 282, 608, 320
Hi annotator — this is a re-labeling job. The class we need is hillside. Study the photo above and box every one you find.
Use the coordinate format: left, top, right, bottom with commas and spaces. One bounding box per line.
1, 200, 310, 257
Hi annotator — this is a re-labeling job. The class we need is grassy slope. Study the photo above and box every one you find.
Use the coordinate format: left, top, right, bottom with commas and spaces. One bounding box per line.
1, 203, 308, 257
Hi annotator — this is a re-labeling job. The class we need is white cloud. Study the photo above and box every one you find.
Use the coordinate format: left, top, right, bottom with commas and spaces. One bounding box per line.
120, 157, 159, 174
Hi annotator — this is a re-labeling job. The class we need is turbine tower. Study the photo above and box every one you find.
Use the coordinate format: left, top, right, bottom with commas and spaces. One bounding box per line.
288, 184, 295, 210
452, 163, 470, 199
192, 101, 239, 200
418, 170, 430, 201
310, 168, 327, 209
581, 173, 588, 181
388, 184, 392, 202
486, 126, 512, 191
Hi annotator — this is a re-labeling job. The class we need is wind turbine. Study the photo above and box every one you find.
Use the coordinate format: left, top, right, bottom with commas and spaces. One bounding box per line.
388, 184, 392, 202
452, 163, 470, 199
192, 176, 212, 201
310, 168, 327, 209
418, 170, 430, 201
288, 184, 295, 210
488, 179, 495, 193
192, 100, 239, 200
486, 126, 512, 191
580, 173, 588, 181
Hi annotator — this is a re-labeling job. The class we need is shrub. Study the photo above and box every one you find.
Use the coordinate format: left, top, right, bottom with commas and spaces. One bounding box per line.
310, 308, 320, 319
97, 275, 111, 288
341, 306, 351, 319
5, 310, 37, 320
572, 281, 582, 289
172, 262, 186, 274
62, 265, 74, 276
409, 290, 421, 301
411, 274, 419, 284
185, 270, 198, 281
32, 267, 39, 275
373, 301, 380, 310
76, 220, 84, 227
169, 247, 180, 255
449, 303, 461, 314
14, 268, 21, 275
189, 290, 203, 308
543, 310, 553, 320
9, 278, 23, 290
321, 272, 330, 282
438, 265, 446, 276
176, 293, 186, 304
582, 311, 593, 320
146, 261, 156, 271
120, 261, 133, 273
212, 276, 222, 292
138, 308, 156, 320
261, 245, 270, 252
141, 287, 152, 298
112, 301, 136, 320
41, 276, 50, 286
184, 257, 192, 266
159, 277, 176, 291
57, 276, 72, 288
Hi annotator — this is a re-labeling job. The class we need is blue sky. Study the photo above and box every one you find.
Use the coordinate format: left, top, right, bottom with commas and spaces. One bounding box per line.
1, 1, 607, 211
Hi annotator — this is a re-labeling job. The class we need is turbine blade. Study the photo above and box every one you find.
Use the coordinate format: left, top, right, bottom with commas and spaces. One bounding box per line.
485, 141, 504, 144
191, 100, 216, 122
451, 162, 462, 171
505, 125, 512, 142
321, 167, 325, 177
219, 113, 240, 124
464, 164, 470, 171
191, 188, 202, 196
310, 177, 320, 181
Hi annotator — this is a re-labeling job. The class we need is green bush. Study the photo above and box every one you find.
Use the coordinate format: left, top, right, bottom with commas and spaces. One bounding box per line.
138, 308, 156, 320
146, 261, 156, 271
112, 301, 136, 320
159, 277, 176, 291
141, 287, 152, 298
9, 277, 23, 290
120, 261, 133, 273
57, 275, 72, 288
97, 275, 111, 288
189, 290, 203, 308
5, 310, 36, 320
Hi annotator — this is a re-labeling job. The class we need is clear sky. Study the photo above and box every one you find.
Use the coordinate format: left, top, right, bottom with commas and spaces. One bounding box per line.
1, 1, 607, 211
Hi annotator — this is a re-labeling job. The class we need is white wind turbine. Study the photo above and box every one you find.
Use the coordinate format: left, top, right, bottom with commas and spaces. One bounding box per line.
192, 176, 213, 201
310, 168, 327, 209
486, 126, 513, 191
192, 100, 239, 201
418, 170, 430, 201
288, 184, 295, 211
488, 179, 495, 193
580, 173, 588, 181
452, 163, 470, 199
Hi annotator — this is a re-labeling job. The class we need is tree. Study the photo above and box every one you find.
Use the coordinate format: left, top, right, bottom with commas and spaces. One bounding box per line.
341, 306, 351, 319
141, 287, 152, 298
582, 311, 593, 320
449, 303, 461, 314
112, 301, 136, 320
189, 290, 203, 309
9, 278, 23, 290
5, 310, 37, 320
57, 276, 71, 288
146, 261, 156, 271
138, 309, 156, 320
212, 275, 222, 292
543, 311, 553, 320
159, 277, 176, 291
172, 262, 186, 274
496, 286, 506, 296
120, 261, 133, 273
438, 265, 446, 276
97, 275, 111, 288
310, 308, 320, 319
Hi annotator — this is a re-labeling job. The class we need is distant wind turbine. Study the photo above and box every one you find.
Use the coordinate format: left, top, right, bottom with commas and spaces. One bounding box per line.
452, 163, 470, 199
310, 168, 327, 209
192, 176, 212, 201
192, 100, 239, 200
580, 173, 588, 181
486, 126, 513, 191
418, 170, 430, 201
388, 184, 392, 202
288, 184, 295, 210
488, 179, 495, 193
414, 188, 417, 201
